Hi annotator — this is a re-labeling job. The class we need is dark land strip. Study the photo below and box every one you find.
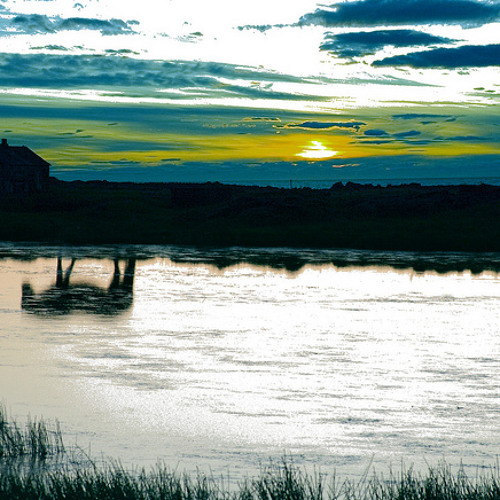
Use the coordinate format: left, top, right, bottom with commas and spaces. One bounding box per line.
0, 178, 499, 252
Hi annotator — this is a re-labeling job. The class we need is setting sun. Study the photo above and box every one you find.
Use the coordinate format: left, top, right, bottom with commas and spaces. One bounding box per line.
297, 141, 338, 159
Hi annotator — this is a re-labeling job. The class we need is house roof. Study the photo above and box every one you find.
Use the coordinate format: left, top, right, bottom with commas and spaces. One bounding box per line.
0, 141, 50, 167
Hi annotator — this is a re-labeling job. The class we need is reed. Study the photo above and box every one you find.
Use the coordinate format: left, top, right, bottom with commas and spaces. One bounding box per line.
1, 408, 500, 500
0, 406, 65, 461
2, 457, 500, 500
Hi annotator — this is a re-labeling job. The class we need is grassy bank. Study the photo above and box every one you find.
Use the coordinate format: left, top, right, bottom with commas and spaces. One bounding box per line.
0, 179, 499, 251
1, 408, 500, 500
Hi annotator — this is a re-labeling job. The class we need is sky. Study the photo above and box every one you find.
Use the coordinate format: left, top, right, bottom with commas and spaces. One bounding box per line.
0, 0, 499, 183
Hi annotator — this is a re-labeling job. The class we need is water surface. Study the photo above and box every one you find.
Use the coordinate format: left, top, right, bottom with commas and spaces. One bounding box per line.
1, 244, 499, 482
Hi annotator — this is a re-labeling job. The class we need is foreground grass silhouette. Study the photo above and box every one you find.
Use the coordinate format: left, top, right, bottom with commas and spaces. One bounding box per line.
0, 406, 64, 461
1, 179, 499, 251
2, 408, 500, 500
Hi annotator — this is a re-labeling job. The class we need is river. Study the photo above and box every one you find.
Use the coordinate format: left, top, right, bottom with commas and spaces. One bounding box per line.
0, 243, 499, 483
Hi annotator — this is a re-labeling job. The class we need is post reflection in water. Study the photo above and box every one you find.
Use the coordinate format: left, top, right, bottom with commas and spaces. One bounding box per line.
21, 257, 136, 316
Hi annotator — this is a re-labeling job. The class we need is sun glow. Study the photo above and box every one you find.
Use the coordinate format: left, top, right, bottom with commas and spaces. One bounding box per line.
297, 141, 338, 160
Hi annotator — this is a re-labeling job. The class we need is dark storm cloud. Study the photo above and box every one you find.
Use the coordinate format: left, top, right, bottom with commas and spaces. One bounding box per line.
320, 30, 455, 58
299, 0, 500, 27
7, 13, 137, 35
373, 43, 500, 68
286, 120, 366, 130
0, 53, 313, 101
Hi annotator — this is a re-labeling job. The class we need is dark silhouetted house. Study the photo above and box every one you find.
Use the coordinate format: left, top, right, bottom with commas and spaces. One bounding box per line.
0, 139, 50, 194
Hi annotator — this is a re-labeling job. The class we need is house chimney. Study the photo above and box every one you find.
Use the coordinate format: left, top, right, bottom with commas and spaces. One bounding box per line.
1, 139, 7, 147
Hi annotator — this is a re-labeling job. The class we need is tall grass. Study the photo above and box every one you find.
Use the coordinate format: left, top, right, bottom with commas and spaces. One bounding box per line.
341, 464, 500, 500
1, 408, 500, 500
2, 460, 500, 500
0, 406, 64, 461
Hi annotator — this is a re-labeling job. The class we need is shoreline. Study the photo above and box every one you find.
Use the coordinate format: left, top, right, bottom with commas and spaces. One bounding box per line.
1, 241, 500, 274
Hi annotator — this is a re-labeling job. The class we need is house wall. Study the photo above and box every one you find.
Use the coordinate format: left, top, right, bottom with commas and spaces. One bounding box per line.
0, 163, 50, 194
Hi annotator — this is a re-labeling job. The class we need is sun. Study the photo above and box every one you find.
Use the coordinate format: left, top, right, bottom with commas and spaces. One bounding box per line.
297, 141, 338, 160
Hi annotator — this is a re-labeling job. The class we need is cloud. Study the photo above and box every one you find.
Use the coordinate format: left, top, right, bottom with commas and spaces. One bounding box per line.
0, 96, 342, 143
353, 128, 497, 146
237, 23, 289, 32
237, 24, 273, 32
364, 129, 389, 136
299, 0, 500, 27
0, 53, 313, 100
373, 43, 500, 68
177, 31, 204, 42
203, 82, 327, 102
58, 17, 137, 34
243, 117, 281, 122
393, 130, 422, 138
393, 113, 453, 120
435, 135, 487, 141
358, 139, 394, 144
105, 49, 140, 56
320, 30, 455, 58
355, 129, 427, 144
31, 44, 69, 51
11, 14, 55, 33
7, 14, 137, 35
285, 120, 366, 130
